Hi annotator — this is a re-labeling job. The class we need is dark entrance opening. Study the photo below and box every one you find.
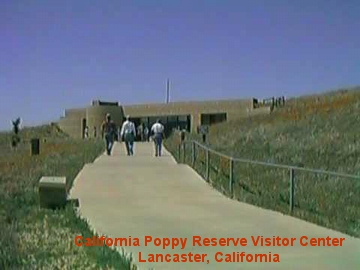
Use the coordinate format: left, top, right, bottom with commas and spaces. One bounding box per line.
131, 115, 191, 139
129, 117, 142, 141
129, 117, 141, 127
177, 115, 191, 133
200, 113, 227, 126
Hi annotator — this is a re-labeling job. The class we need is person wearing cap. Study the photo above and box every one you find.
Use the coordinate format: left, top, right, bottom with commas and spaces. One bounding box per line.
151, 119, 165, 157
120, 115, 136, 156
101, 113, 116, 155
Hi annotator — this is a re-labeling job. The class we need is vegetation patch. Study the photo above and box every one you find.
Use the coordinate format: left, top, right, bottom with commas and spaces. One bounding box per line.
165, 87, 360, 238
0, 125, 135, 269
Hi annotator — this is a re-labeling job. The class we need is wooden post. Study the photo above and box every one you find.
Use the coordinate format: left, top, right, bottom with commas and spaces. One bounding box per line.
183, 143, 186, 163
229, 158, 234, 198
31, 138, 40, 156
206, 149, 210, 182
192, 142, 195, 167
180, 131, 185, 142
271, 97, 275, 111
289, 168, 295, 213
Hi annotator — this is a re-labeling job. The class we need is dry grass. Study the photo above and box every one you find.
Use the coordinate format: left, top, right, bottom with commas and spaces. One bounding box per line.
0, 125, 135, 269
165, 86, 360, 238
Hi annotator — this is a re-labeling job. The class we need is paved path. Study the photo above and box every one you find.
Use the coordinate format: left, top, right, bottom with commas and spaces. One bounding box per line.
70, 142, 360, 270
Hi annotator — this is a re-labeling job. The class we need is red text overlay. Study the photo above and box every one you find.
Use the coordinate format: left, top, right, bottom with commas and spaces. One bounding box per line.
74, 235, 346, 264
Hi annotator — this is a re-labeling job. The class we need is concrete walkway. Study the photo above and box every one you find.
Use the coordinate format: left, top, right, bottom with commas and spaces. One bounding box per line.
70, 142, 360, 270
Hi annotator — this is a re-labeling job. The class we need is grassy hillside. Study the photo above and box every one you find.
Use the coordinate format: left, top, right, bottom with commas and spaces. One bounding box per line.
165, 86, 360, 237
0, 125, 134, 269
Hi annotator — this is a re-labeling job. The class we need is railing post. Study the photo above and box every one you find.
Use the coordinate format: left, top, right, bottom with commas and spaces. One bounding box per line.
178, 143, 181, 161
183, 143, 186, 163
289, 168, 295, 213
229, 158, 234, 198
206, 149, 210, 182
191, 142, 195, 167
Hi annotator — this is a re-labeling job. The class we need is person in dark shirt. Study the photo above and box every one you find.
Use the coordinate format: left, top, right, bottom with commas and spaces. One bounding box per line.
101, 113, 116, 155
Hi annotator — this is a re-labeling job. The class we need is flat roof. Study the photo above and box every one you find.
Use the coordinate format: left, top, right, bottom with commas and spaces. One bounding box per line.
122, 98, 253, 108
92, 100, 119, 106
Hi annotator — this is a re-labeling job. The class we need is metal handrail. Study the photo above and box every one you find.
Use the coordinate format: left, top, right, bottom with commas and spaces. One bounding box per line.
184, 140, 360, 180
177, 138, 360, 214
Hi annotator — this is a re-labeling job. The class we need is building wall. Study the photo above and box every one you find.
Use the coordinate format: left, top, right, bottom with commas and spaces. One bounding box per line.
123, 99, 254, 116
58, 105, 124, 138
86, 105, 124, 138
64, 108, 86, 118
58, 108, 86, 138
123, 99, 255, 132
57, 98, 270, 138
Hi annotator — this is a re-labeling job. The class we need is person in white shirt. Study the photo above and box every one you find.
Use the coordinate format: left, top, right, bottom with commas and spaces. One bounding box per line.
84, 126, 89, 139
151, 119, 165, 157
120, 115, 136, 156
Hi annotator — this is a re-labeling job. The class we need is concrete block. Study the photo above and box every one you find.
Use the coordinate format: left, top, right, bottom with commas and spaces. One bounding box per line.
39, 176, 67, 209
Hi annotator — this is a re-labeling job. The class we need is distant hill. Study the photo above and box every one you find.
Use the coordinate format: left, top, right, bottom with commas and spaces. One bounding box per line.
211, 86, 360, 171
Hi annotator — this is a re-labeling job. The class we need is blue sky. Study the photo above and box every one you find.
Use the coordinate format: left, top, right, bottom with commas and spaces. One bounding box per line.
1, 0, 359, 130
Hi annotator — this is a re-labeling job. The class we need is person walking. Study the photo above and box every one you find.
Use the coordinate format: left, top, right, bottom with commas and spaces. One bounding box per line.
101, 113, 116, 155
117, 127, 122, 142
84, 126, 89, 139
120, 115, 136, 156
137, 124, 144, 141
144, 125, 149, 142
141, 124, 146, 141
151, 119, 165, 157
